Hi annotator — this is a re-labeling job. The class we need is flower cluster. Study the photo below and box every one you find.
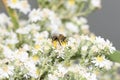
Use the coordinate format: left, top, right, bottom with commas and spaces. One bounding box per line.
0, 0, 119, 80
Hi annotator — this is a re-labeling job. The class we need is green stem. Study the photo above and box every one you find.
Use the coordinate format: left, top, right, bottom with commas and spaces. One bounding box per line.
2, 0, 19, 30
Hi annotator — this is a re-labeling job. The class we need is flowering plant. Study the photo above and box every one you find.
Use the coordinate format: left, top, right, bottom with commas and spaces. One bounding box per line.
0, 0, 120, 80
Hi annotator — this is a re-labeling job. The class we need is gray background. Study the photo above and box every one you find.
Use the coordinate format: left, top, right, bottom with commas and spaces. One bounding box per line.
87, 0, 120, 50
0, 0, 120, 50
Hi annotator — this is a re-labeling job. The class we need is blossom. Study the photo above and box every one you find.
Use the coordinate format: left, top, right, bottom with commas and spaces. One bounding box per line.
16, 24, 40, 34
81, 45, 88, 51
22, 44, 30, 51
55, 64, 68, 77
84, 72, 97, 80
66, 22, 79, 33
2, 46, 14, 60
73, 17, 88, 25
65, 0, 77, 13
7, 0, 20, 9
46, 9, 61, 31
81, 24, 89, 31
24, 59, 39, 78
48, 74, 58, 80
5, 31, 19, 45
92, 55, 113, 69
33, 31, 49, 43
0, 13, 11, 26
95, 36, 116, 53
7, 0, 30, 14
91, 45, 99, 53
91, 0, 101, 8
14, 49, 29, 62
104, 39, 116, 53
92, 56, 106, 68
29, 9, 42, 22
0, 0, 117, 79
18, 0, 31, 14
0, 65, 14, 79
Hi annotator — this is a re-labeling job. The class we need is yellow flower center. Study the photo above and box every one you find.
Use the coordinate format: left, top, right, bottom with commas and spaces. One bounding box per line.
11, 0, 17, 4
90, 33, 96, 41
34, 44, 40, 50
36, 69, 40, 75
3, 66, 8, 72
68, 0, 75, 6
97, 56, 104, 62
21, 1, 28, 8
32, 55, 39, 61
38, 36, 43, 40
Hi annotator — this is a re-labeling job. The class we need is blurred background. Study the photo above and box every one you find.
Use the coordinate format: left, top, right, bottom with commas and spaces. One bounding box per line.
0, 0, 120, 50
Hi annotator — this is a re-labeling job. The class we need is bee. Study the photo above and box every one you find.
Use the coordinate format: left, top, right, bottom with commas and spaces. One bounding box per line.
52, 34, 67, 48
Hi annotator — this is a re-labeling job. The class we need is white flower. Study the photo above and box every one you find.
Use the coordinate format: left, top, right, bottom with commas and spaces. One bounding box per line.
0, 65, 14, 79
18, 0, 31, 14
92, 55, 113, 69
95, 36, 106, 49
55, 64, 68, 77
48, 74, 58, 80
80, 35, 90, 41
16, 26, 30, 34
66, 22, 79, 33
91, 45, 99, 52
24, 59, 38, 78
65, 0, 77, 13
7, 0, 20, 9
73, 17, 88, 25
67, 37, 80, 51
47, 10, 61, 31
81, 45, 88, 51
84, 72, 97, 80
29, 9, 42, 22
68, 64, 97, 80
104, 59, 113, 70
15, 49, 28, 62
104, 39, 116, 53
26, 24, 41, 32
91, 0, 101, 8
81, 24, 89, 30
68, 64, 82, 73
95, 36, 116, 53
92, 56, 106, 68
7, 0, 30, 14
41, 8, 50, 18
5, 31, 19, 44
16, 23, 40, 34
33, 31, 49, 43
0, 28, 9, 36
22, 44, 30, 51
0, 13, 11, 26
2, 46, 14, 60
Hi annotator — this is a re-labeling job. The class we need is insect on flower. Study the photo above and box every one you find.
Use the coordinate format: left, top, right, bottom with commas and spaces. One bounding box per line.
52, 34, 67, 48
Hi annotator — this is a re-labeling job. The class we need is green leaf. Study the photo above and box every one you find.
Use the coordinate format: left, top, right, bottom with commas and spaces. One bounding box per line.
108, 51, 120, 63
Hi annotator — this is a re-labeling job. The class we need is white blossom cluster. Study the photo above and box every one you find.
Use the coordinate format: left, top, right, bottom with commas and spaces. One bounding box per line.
0, 0, 119, 80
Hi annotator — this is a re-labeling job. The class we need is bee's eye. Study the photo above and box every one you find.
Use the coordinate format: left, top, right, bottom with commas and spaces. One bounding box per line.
52, 36, 58, 41
62, 37, 66, 41
5, 62, 9, 65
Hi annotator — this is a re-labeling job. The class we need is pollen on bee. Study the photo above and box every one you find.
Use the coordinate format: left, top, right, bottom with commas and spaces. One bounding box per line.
52, 40, 58, 48
61, 41, 67, 47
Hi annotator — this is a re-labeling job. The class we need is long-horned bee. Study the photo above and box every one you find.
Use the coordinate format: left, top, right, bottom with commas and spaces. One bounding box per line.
51, 33, 67, 48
